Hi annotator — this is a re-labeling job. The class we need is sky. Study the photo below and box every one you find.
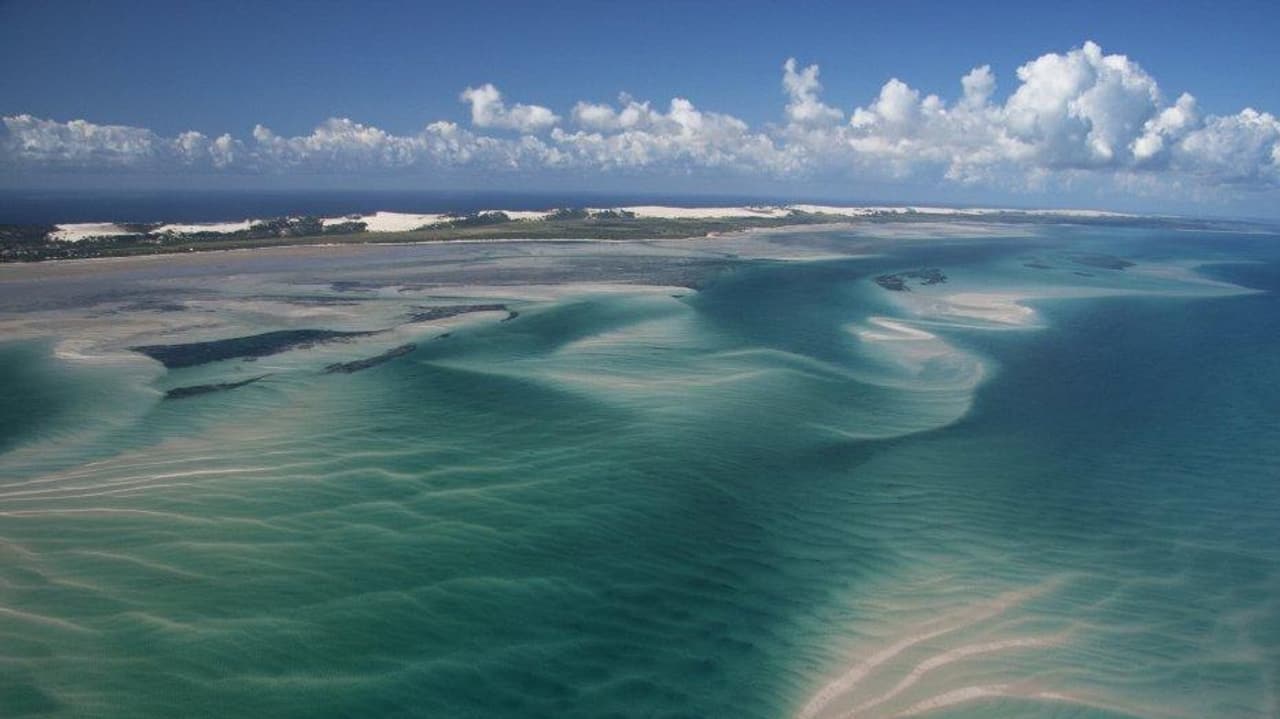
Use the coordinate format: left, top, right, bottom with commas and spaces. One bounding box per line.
2, 0, 1279, 216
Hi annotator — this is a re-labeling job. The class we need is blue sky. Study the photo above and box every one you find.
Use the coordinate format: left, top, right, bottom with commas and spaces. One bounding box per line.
3, 0, 1279, 215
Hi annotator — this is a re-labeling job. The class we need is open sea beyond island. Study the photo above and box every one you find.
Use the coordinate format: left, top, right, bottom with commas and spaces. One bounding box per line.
0, 216, 1278, 718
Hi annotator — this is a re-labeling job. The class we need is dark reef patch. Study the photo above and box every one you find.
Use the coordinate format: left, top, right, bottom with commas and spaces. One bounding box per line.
164, 374, 270, 399
119, 299, 188, 313
330, 281, 377, 293
875, 268, 947, 291
323, 344, 417, 374
406, 304, 508, 323
1070, 254, 1135, 270
133, 329, 375, 368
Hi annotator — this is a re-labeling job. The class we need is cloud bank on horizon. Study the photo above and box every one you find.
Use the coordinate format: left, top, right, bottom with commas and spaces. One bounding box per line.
4, 41, 1278, 202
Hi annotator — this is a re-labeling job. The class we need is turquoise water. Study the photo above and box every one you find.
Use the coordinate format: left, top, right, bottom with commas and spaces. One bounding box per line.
1, 226, 1278, 718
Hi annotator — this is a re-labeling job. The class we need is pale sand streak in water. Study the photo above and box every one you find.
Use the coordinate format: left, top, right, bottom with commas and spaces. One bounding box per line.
795, 581, 1060, 719
0, 224, 1276, 718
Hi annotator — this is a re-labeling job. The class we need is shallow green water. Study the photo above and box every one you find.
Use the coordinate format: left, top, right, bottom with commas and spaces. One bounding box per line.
1, 227, 1278, 718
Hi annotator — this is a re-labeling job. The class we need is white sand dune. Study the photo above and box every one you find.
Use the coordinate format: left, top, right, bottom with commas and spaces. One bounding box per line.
49, 223, 136, 242
331, 211, 448, 233
791, 204, 1132, 218
483, 210, 548, 221
791, 204, 996, 217
320, 215, 363, 227
788, 205, 878, 217
594, 204, 1131, 221
152, 220, 254, 235
49, 205, 1135, 244
611, 205, 792, 220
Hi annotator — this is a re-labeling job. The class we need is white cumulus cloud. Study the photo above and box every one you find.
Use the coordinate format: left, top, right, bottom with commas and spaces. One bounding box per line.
3, 114, 160, 167
555, 96, 789, 172
783, 58, 843, 125
459, 83, 559, 132
2, 41, 1278, 203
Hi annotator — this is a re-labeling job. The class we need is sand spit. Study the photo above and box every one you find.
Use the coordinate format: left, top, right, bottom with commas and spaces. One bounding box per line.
37, 204, 1143, 243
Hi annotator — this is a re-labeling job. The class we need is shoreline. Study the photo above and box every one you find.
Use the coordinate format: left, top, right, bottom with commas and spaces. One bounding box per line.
0, 220, 870, 278
0, 234, 676, 281
2, 214, 822, 265
4, 205, 1266, 266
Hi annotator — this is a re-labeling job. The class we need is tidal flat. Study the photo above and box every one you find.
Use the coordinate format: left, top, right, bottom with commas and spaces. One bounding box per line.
0, 220, 1278, 718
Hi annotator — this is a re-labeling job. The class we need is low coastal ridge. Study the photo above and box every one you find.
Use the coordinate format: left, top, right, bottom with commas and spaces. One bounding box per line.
0, 204, 1235, 263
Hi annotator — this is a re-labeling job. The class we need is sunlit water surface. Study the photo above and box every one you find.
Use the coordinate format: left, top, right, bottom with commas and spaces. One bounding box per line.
1, 225, 1277, 718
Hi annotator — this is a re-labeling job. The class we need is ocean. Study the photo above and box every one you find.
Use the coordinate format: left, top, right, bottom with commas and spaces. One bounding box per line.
0, 221, 1276, 718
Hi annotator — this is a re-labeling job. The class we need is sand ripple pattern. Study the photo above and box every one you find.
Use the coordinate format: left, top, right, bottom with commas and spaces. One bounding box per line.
2, 232, 1279, 717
